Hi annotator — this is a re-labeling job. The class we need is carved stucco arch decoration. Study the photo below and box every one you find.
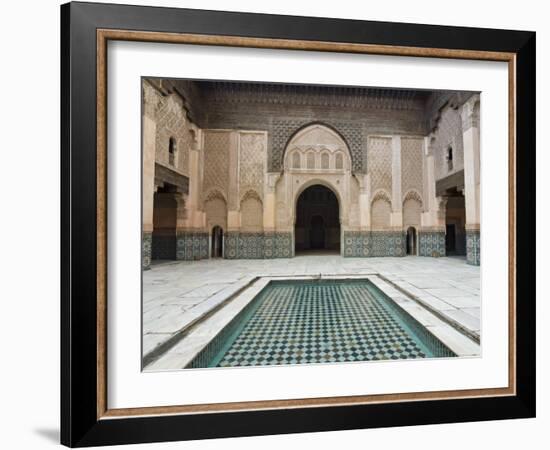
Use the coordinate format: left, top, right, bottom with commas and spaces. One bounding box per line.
274, 120, 362, 172
203, 188, 227, 205
203, 188, 228, 231
402, 189, 423, 207
371, 188, 392, 207
282, 122, 352, 167
240, 189, 263, 205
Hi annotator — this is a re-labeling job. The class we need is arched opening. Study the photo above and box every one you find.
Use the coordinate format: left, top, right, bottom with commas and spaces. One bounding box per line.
151, 185, 178, 261
211, 226, 224, 258
295, 184, 340, 254
406, 227, 417, 255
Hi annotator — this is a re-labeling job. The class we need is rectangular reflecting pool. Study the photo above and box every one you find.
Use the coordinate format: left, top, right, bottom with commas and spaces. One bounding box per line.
187, 279, 456, 368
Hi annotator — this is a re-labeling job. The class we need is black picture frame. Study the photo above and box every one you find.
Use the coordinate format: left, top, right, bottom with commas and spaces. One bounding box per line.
61, 1, 536, 447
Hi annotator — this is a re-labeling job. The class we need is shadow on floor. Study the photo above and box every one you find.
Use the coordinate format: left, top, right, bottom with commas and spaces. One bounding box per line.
34, 428, 59, 444
294, 249, 341, 256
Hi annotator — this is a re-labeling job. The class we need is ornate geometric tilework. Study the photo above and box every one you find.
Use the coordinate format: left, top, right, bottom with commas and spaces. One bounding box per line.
274, 233, 293, 258
418, 231, 446, 257
203, 131, 230, 200
187, 279, 455, 368
239, 133, 265, 199
343, 231, 405, 257
271, 119, 363, 172
466, 230, 480, 266
370, 231, 406, 257
368, 137, 392, 196
176, 232, 209, 260
142, 232, 152, 270
401, 137, 424, 198
224, 232, 238, 259
343, 231, 371, 257
263, 232, 275, 259
224, 232, 293, 259
238, 233, 264, 259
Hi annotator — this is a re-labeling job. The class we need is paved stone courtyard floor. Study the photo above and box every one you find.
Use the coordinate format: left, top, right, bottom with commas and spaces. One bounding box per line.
143, 254, 481, 367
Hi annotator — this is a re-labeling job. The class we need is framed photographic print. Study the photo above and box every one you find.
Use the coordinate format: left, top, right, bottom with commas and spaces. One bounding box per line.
60, 1, 536, 447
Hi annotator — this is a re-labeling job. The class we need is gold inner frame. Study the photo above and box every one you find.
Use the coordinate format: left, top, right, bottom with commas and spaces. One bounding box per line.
96, 29, 517, 420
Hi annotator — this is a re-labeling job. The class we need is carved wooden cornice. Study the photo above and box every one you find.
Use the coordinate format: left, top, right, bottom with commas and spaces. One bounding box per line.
197, 81, 430, 111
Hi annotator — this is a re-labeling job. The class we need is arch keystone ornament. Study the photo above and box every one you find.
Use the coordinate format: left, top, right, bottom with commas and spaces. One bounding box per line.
62, 2, 533, 446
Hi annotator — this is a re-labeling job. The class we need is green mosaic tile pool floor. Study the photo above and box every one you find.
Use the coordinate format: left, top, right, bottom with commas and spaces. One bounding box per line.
213, 280, 439, 367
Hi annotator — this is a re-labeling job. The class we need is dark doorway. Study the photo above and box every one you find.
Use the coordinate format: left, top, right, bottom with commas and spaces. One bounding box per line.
295, 184, 340, 254
211, 226, 224, 258
152, 186, 177, 261
406, 226, 417, 255
309, 215, 325, 249
444, 192, 466, 256
445, 224, 456, 253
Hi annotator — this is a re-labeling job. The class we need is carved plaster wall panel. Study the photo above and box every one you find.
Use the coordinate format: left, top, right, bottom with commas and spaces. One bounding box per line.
431, 105, 464, 181
401, 137, 425, 202
154, 93, 192, 177
368, 136, 392, 197
272, 119, 363, 172
238, 132, 266, 201
202, 131, 230, 203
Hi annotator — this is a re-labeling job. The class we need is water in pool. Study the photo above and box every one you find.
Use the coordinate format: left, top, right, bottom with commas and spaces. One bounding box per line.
189, 279, 455, 368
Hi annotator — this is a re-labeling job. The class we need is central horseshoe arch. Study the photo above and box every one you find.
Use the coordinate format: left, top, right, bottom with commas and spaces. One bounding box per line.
294, 183, 341, 254
276, 123, 356, 256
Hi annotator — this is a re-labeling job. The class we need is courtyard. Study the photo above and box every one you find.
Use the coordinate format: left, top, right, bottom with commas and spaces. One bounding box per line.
143, 254, 480, 370
141, 79, 482, 371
